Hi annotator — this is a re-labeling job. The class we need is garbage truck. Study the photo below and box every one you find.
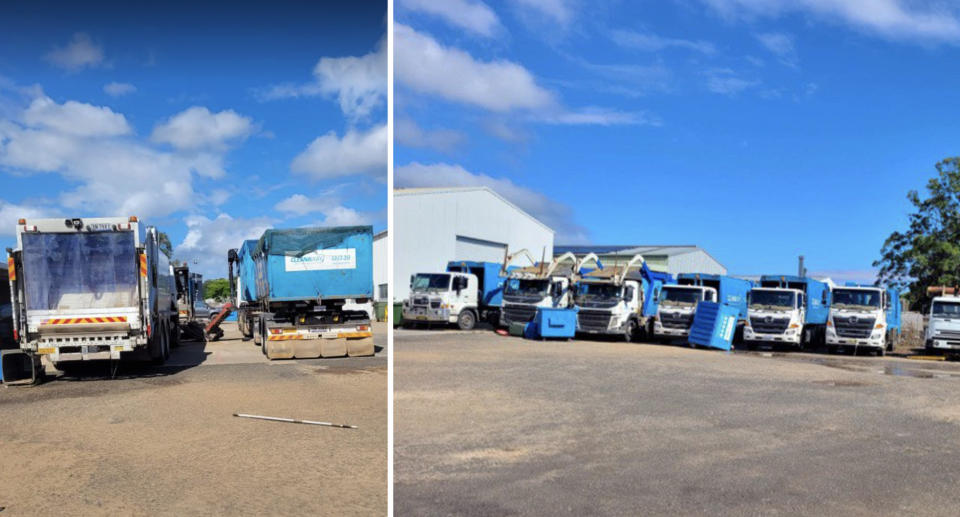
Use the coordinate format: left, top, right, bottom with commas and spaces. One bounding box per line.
402, 260, 511, 330
743, 275, 830, 350
923, 286, 960, 354
228, 239, 260, 339
573, 253, 673, 341
251, 226, 374, 359
825, 283, 901, 355
651, 273, 751, 343
499, 251, 578, 328
6, 216, 178, 369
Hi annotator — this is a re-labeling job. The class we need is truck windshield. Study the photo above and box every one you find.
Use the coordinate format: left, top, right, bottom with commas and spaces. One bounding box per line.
21, 231, 138, 311
832, 288, 881, 309
660, 287, 702, 307
411, 273, 450, 292
749, 290, 794, 310
932, 301, 960, 318
576, 283, 621, 302
504, 278, 548, 297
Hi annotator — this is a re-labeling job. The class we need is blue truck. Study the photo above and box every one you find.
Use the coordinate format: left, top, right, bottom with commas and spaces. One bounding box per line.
744, 275, 831, 349
825, 282, 902, 355
247, 226, 374, 359
651, 273, 752, 343
402, 260, 512, 330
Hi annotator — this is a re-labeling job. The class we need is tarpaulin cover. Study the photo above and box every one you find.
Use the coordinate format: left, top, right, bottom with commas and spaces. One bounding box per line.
255, 226, 372, 257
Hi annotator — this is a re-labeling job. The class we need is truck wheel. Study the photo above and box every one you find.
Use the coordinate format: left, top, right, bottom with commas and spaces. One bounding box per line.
457, 311, 476, 331
171, 322, 181, 348
625, 320, 638, 342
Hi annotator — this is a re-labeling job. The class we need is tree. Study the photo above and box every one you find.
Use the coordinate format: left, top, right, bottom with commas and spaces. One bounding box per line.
158, 232, 174, 260
875, 157, 960, 309
203, 278, 231, 302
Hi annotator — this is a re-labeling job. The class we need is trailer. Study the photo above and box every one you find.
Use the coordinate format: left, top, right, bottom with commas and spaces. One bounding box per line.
251, 226, 374, 359
6, 216, 177, 371
402, 260, 512, 330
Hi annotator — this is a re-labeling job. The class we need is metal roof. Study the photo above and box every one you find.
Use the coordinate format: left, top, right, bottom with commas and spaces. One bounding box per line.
555, 244, 702, 257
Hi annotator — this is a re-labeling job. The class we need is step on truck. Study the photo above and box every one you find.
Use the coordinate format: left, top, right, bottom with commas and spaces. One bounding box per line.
825, 283, 901, 355
7, 216, 178, 368
923, 287, 960, 354
573, 253, 673, 341
251, 226, 374, 359
402, 261, 511, 330
743, 275, 831, 350
228, 239, 260, 340
499, 251, 577, 329
652, 273, 752, 343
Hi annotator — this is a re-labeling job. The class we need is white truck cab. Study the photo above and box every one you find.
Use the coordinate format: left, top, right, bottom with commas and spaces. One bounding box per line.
743, 288, 805, 347
925, 295, 960, 352
826, 286, 889, 353
501, 275, 570, 327
402, 272, 480, 330
575, 277, 643, 340
652, 284, 717, 340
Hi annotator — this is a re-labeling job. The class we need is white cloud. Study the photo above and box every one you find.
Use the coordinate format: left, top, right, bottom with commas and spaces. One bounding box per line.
0, 200, 54, 237
44, 33, 105, 72
755, 32, 797, 66
511, 0, 574, 26
396, 162, 589, 243
401, 0, 502, 37
22, 96, 131, 137
175, 213, 275, 276
274, 193, 376, 226
611, 30, 716, 54
705, 68, 759, 95
261, 38, 386, 122
699, 0, 960, 42
322, 206, 374, 226
535, 107, 660, 126
290, 124, 387, 180
395, 23, 555, 112
151, 106, 255, 151
395, 118, 466, 153
103, 82, 136, 96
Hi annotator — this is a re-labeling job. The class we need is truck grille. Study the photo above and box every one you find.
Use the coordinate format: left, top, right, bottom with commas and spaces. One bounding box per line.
834, 316, 876, 339
750, 316, 790, 334
502, 306, 537, 325
660, 311, 693, 330
935, 330, 960, 340
578, 309, 612, 332
413, 296, 429, 306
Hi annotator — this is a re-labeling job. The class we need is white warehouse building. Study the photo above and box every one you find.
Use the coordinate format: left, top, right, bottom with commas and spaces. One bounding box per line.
373, 230, 387, 301
394, 187, 554, 301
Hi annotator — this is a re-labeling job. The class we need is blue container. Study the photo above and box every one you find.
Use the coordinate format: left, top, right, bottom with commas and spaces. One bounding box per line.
760, 275, 830, 325
678, 273, 753, 319
689, 301, 740, 351
532, 307, 579, 339
446, 261, 513, 309
254, 226, 373, 302
237, 239, 259, 304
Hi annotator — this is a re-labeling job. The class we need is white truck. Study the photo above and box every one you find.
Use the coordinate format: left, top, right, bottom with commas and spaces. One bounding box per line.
825, 285, 898, 355
924, 291, 960, 353
402, 270, 481, 330
742, 287, 806, 348
573, 254, 669, 341
499, 251, 577, 328
651, 284, 717, 342
7, 216, 178, 369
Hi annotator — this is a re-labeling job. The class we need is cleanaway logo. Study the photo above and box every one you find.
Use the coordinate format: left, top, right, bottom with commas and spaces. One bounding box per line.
285, 248, 357, 271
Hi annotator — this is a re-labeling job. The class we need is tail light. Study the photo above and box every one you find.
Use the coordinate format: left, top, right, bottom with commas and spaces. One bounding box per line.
13, 329, 19, 341
357, 325, 370, 331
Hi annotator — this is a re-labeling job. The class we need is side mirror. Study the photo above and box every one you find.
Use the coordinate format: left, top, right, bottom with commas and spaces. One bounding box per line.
409, 275, 414, 288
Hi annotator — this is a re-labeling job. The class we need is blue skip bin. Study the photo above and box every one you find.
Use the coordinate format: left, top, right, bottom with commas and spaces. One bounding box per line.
531, 307, 579, 339
689, 301, 739, 351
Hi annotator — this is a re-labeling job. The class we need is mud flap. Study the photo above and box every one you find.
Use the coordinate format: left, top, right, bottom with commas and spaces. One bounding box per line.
346, 337, 375, 357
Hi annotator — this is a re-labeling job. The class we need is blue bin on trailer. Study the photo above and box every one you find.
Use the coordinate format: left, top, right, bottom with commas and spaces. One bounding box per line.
531, 307, 579, 339
689, 301, 739, 351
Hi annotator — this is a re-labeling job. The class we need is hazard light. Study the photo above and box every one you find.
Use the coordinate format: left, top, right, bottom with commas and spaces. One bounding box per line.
17, 218, 25, 224
129, 216, 138, 222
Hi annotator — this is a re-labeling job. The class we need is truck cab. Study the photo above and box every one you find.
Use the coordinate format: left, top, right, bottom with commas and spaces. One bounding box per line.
925, 295, 960, 353
501, 274, 571, 327
826, 285, 896, 354
743, 287, 806, 347
652, 284, 717, 341
402, 271, 480, 330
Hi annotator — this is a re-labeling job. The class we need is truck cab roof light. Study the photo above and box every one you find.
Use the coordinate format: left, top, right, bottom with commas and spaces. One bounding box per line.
17, 218, 25, 224
129, 216, 138, 222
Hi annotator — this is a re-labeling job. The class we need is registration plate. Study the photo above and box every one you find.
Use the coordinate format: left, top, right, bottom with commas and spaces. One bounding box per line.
416, 315, 428, 321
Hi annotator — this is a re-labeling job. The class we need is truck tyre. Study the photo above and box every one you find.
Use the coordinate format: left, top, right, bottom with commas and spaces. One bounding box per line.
171, 322, 181, 348
457, 310, 476, 331
625, 319, 638, 342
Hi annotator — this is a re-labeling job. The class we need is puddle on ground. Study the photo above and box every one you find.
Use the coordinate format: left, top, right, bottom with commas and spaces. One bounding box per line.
734, 350, 960, 380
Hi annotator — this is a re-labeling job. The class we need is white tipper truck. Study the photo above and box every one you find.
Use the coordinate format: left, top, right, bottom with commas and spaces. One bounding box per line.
7, 216, 178, 369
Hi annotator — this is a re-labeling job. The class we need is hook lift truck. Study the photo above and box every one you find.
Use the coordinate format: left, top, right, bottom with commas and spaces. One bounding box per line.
499, 250, 579, 328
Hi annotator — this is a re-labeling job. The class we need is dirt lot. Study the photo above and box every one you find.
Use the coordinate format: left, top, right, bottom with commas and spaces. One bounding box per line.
395, 328, 960, 516
0, 322, 387, 516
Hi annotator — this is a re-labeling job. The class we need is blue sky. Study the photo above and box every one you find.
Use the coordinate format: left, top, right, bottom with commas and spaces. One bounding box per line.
0, 0, 386, 276
394, 0, 960, 282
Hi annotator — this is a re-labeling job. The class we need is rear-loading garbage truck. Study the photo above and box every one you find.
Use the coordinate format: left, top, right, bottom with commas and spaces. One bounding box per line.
7, 216, 178, 368
251, 226, 374, 359
228, 239, 260, 339
573, 253, 673, 341
743, 275, 830, 350
651, 273, 752, 343
825, 283, 901, 355
402, 261, 511, 330
499, 251, 578, 328
923, 287, 960, 354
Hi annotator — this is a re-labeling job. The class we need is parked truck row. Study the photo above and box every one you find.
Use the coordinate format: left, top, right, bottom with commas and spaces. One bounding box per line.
401, 252, 905, 355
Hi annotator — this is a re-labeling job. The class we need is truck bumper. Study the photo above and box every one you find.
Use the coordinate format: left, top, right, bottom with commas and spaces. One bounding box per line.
653, 321, 689, 338
29, 337, 138, 362
402, 306, 454, 324
263, 325, 374, 359
826, 334, 884, 349
928, 338, 960, 351
743, 327, 800, 345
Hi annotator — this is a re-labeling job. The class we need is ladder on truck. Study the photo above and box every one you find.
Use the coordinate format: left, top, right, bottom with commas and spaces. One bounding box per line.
204, 303, 234, 342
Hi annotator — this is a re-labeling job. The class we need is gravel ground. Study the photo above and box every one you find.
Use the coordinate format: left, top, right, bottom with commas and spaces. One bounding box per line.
395, 328, 960, 516
0, 322, 387, 516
